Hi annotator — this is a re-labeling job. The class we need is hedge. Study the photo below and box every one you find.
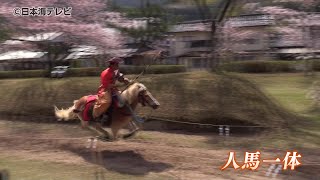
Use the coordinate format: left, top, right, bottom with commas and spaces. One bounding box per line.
0, 65, 187, 78
69, 65, 187, 76
219, 60, 320, 73
68, 67, 102, 77
0, 69, 48, 79
134, 65, 187, 74
312, 60, 320, 71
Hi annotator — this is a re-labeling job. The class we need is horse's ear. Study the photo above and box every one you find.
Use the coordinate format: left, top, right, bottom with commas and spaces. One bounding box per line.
137, 83, 146, 91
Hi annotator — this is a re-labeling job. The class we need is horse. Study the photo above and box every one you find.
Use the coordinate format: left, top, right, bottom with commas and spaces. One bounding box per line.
54, 82, 160, 141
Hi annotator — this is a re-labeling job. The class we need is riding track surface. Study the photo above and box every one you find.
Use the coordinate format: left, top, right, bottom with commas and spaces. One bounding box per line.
0, 120, 318, 180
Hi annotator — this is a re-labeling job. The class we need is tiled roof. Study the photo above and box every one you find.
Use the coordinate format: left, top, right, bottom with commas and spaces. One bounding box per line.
14, 32, 63, 42
0, 50, 46, 60
226, 14, 275, 27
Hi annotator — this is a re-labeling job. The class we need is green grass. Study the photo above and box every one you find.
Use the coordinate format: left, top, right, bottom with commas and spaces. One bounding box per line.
238, 73, 320, 151
241, 73, 319, 114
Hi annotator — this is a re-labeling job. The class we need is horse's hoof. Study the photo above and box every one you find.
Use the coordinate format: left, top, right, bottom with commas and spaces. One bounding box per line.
96, 135, 111, 142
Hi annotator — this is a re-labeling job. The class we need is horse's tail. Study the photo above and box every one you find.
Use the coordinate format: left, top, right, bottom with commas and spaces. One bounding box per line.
54, 102, 77, 121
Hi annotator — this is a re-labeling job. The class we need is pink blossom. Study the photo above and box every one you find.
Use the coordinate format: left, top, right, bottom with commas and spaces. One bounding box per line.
0, 0, 134, 49
258, 6, 303, 16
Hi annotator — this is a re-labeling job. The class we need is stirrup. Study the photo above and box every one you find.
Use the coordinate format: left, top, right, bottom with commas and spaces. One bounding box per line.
133, 116, 145, 123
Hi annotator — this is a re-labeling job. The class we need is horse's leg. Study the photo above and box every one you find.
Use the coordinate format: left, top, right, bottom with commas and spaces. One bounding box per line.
110, 114, 132, 140
130, 121, 140, 131
94, 123, 112, 140
78, 112, 111, 140
129, 121, 136, 130
111, 113, 139, 140
122, 121, 140, 139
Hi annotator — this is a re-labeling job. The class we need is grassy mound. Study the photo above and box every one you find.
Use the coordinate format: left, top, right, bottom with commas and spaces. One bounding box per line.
0, 72, 297, 127
219, 60, 320, 73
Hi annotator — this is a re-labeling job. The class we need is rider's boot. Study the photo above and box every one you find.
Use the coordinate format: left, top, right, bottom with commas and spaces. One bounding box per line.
114, 93, 125, 108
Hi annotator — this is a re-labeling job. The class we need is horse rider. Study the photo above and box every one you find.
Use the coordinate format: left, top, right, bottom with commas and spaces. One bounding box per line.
95, 57, 131, 116
73, 57, 131, 120
96, 57, 145, 133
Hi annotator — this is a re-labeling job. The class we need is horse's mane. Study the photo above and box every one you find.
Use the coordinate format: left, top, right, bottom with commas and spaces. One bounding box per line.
121, 82, 145, 105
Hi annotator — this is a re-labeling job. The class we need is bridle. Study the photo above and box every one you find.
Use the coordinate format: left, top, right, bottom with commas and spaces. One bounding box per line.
138, 89, 147, 107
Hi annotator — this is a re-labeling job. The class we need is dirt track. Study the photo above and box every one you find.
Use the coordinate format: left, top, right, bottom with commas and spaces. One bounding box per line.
0, 120, 318, 180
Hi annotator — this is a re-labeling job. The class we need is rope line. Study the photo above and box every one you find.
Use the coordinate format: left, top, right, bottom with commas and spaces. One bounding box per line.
146, 117, 268, 128
0, 136, 87, 140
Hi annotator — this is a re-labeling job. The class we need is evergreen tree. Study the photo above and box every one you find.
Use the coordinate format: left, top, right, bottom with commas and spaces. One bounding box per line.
109, 0, 176, 46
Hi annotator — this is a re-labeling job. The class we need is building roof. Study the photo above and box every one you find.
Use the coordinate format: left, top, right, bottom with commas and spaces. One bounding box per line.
68, 45, 99, 53
108, 48, 138, 57
13, 32, 63, 42
225, 14, 275, 28
64, 45, 102, 60
169, 22, 211, 33
0, 51, 47, 61
64, 52, 101, 60
2, 40, 24, 45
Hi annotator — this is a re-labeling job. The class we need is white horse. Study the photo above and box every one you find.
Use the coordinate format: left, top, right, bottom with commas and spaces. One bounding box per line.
54, 82, 160, 140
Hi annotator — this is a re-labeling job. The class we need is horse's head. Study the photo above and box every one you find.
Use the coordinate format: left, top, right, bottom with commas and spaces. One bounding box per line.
132, 83, 160, 109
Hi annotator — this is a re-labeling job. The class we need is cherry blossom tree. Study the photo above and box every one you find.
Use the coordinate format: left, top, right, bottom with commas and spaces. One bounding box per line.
192, 0, 235, 70
0, 0, 140, 72
0, 0, 128, 49
218, 1, 319, 62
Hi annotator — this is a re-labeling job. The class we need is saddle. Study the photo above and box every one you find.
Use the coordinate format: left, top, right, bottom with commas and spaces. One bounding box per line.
82, 95, 113, 127
83, 94, 139, 126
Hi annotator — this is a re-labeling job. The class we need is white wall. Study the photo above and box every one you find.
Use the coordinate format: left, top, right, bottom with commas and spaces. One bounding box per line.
231, 33, 267, 51
170, 31, 211, 57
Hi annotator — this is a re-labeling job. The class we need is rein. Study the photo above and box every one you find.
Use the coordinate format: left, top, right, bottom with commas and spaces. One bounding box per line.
120, 50, 161, 94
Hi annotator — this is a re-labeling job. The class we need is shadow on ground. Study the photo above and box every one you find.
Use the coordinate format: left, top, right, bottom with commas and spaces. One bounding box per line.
60, 144, 173, 175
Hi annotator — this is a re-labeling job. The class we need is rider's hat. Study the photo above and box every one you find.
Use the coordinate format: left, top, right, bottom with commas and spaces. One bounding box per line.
107, 57, 123, 64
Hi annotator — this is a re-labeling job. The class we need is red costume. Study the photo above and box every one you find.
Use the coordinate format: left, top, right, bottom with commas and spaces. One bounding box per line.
98, 67, 117, 94
83, 95, 97, 121
98, 67, 123, 94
